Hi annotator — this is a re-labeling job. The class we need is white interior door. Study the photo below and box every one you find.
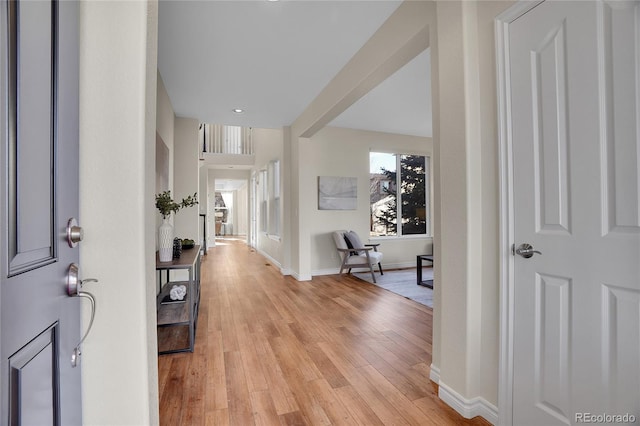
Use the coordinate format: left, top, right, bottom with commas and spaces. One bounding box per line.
1, 1, 82, 424
506, 1, 640, 424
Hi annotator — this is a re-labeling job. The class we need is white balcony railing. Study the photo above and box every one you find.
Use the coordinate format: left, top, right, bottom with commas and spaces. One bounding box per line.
200, 124, 253, 155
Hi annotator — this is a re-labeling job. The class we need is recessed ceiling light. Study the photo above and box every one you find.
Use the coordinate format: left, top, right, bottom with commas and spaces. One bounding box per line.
232, 108, 244, 114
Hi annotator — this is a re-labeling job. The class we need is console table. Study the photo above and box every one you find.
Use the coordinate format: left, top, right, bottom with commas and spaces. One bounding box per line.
156, 246, 201, 354
417, 254, 433, 288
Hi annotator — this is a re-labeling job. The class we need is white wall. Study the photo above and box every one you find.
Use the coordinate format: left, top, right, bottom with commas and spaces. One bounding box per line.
73, 2, 513, 424
236, 184, 249, 235
284, 0, 509, 422
173, 117, 200, 241
199, 165, 209, 248
79, 1, 158, 424
290, 1, 433, 281
220, 191, 235, 232
142, 6, 160, 423
307, 127, 433, 275
434, 0, 469, 402
207, 171, 215, 245
156, 71, 174, 193
156, 72, 175, 249
428, 0, 442, 393
432, 1, 513, 419
252, 128, 285, 269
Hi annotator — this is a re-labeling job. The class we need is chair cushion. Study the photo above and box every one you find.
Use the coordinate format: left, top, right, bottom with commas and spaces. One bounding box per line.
332, 231, 348, 250
343, 235, 359, 255
344, 251, 383, 265
345, 230, 364, 250
344, 235, 354, 249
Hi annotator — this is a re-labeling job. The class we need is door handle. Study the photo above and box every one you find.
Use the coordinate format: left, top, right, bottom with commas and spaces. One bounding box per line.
513, 243, 542, 259
66, 263, 99, 367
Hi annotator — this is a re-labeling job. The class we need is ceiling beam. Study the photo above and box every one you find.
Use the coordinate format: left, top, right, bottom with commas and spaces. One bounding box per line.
291, 0, 433, 139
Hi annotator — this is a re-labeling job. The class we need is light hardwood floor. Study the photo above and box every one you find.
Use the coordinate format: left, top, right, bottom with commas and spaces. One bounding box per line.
158, 240, 490, 425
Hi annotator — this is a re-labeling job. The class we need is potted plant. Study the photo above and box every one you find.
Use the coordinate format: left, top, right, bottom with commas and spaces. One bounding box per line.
156, 191, 198, 262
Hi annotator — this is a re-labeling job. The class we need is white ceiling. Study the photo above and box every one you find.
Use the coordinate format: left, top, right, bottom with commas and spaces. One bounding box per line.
329, 48, 431, 137
158, 0, 431, 138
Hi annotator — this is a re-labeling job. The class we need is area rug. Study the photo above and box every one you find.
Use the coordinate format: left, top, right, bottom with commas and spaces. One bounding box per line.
353, 268, 433, 308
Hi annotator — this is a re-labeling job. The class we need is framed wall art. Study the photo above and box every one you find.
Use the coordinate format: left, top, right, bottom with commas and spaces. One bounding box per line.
318, 176, 357, 210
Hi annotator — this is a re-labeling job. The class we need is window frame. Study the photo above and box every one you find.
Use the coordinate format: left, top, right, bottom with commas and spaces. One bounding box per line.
259, 169, 268, 233
268, 160, 280, 238
369, 151, 431, 239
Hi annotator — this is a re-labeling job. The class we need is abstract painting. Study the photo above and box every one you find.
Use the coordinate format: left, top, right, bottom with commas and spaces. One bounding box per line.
318, 176, 357, 210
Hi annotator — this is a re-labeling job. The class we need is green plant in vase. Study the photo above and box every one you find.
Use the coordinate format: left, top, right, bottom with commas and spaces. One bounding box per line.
155, 191, 198, 219
156, 191, 198, 262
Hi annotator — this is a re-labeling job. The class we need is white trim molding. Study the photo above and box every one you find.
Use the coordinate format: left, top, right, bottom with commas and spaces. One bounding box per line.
254, 247, 291, 276
291, 271, 312, 282
380, 261, 416, 270
438, 382, 498, 425
311, 268, 342, 277
495, 2, 544, 426
256, 248, 282, 271
429, 363, 440, 384
280, 268, 292, 276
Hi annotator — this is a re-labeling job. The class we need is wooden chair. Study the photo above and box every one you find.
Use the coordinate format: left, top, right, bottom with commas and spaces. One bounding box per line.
332, 230, 384, 283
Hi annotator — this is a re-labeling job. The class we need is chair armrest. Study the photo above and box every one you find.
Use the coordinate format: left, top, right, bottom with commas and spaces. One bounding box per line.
364, 243, 380, 252
337, 247, 372, 252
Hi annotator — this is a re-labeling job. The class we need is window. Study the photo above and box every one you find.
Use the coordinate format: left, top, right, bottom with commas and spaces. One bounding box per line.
268, 160, 280, 237
370, 152, 429, 237
259, 169, 268, 233
258, 160, 281, 238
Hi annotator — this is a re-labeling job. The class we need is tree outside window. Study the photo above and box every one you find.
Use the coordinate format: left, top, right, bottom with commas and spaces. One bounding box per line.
370, 152, 429, 237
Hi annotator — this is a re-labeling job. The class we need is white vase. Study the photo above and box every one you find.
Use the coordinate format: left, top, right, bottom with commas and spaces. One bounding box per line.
158, 217, 173, 262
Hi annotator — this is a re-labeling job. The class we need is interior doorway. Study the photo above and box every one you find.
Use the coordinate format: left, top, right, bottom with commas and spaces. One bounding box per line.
212, 178, 249, 242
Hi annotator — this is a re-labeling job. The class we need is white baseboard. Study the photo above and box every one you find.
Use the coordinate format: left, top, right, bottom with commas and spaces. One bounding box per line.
429, 364, 440, 384
438, 381, 498, 425
256, 251, 297, 278
291, 271, 312, 281
311, 268, 341, 276
257, 249, 282, 271
384, 261, 417, 270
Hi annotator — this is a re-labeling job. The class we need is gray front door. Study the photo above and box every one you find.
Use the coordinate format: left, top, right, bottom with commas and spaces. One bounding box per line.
0, 0, 81, 424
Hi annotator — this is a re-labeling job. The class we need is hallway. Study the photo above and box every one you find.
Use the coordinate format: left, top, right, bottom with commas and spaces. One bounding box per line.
158, 240, 489, 425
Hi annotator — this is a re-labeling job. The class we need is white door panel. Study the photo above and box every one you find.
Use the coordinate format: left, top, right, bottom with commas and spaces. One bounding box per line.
599, 2, 640, 235
505, 1, 640, 425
